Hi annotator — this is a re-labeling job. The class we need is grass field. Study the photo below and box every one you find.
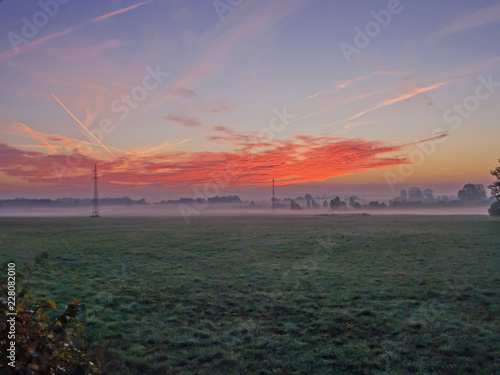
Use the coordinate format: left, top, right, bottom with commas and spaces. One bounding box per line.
1, 214, 499, 374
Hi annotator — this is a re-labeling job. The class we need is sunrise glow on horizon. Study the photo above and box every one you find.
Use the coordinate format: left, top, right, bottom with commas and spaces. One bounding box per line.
1, 0, 499, 201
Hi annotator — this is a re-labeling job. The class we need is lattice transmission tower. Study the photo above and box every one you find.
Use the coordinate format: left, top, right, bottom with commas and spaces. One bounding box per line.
272, 178, 275, 211
91, 163, 100, 217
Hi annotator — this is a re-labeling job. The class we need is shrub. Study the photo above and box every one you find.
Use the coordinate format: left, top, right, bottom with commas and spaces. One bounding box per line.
489, 201, 500, 217
0, 264, 101, 374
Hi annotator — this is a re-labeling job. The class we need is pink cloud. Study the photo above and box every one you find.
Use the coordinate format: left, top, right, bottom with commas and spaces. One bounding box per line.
165, 113, 203, 127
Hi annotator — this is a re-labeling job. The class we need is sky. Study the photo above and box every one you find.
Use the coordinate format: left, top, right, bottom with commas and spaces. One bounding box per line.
0, 0, 499, 202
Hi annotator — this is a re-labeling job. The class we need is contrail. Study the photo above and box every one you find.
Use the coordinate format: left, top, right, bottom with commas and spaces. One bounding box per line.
51, 94, 115, 158
91, 0, 156, 23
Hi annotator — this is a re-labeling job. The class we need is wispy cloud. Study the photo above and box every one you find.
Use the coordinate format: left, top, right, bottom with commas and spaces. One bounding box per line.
169, 87, 232, 114
0, 27, 76, 62
171, 88, 197, 98
165, 113, 204, 128
0, 121, 58, 154
322, 80, 456, 127
144, 0, 309, 113
453, 55, 500, 77
51, 94, 115, 157
373, 69, 417, 77
91, 0, 156, 23
429, 2, 500, 39
133, 139, 190, 157
47, 40, 125, 61
0, 1, 154, 62
308, 76, 366, 99
0, 119, 127, 158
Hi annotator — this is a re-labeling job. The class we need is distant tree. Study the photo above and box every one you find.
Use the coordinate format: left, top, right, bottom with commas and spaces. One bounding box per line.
400, 189, 408, 202
329, 197, 346, 210
349, 195, 359, 207
458, 183, 487, 203
322, 200, 328, 208
330, 197, 340, 210
311, 200, 320, 209
306, 199, 311, 208
488, 159, 500, 200
437, 195, 451, 203
304, 193, 313, 201
290, 200, 302, 210
330, 197, 337, 210
408, 187, 424, 202
423, 188, 434, 202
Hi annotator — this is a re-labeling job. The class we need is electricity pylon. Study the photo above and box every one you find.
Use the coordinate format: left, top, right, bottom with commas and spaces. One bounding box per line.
91, 163, 100, 217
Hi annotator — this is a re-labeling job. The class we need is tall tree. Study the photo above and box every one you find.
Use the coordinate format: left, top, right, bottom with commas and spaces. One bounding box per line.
488, 159, 500, 200
488, 159, 500, 217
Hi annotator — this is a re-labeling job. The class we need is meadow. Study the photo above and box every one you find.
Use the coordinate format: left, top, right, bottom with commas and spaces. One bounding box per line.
1, 214, 499, 374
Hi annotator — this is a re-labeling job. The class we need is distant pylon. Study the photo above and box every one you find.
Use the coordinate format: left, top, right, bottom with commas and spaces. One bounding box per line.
91, 163, 100, 217
272, 178, 275, 211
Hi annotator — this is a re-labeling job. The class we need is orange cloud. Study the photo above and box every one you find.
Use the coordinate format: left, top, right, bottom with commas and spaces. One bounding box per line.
0, 133, 415, 191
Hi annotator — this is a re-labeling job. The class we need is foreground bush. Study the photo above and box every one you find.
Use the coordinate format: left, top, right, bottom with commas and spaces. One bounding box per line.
0, 264, 100, 375
489, 201, 500, 217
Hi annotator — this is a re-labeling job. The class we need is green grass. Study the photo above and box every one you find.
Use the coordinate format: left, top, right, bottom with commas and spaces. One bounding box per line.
1, 214, 499, 374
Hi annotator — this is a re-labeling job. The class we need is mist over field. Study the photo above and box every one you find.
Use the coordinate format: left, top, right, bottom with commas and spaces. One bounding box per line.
0, 204, 492, 218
